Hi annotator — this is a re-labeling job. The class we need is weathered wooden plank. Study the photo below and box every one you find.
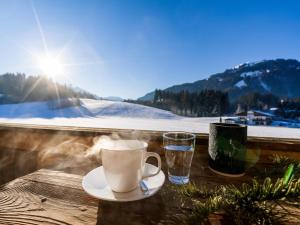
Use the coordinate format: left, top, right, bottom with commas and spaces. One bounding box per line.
1, 160, 300, 225
0, 170, 98, 225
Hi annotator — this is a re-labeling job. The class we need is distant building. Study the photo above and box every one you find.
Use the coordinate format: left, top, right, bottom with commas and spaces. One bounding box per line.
235, 110, 274, 125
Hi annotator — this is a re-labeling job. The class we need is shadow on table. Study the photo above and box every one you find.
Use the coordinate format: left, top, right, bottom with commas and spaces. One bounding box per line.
96, 193, 165, 225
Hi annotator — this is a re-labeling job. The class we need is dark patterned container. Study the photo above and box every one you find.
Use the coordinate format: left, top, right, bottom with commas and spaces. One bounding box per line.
208, 123, 247, 176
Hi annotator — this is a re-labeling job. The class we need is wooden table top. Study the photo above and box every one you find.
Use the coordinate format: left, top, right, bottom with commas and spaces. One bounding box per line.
1, 148, 300, 225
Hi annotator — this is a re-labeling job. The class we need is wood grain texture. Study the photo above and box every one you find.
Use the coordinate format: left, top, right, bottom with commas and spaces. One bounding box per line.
0, 170, 98, 225
1, 150, 300, 225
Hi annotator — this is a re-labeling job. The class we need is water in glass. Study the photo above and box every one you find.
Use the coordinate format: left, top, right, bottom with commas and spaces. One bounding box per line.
165, 144, 194, 184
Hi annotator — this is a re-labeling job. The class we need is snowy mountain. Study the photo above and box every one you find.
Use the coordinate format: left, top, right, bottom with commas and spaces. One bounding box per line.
139, 59, 300, 101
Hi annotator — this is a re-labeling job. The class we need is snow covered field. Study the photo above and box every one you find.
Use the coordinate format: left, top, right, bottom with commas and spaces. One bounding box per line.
0, 99, 298, 139
0, 99, 178, 119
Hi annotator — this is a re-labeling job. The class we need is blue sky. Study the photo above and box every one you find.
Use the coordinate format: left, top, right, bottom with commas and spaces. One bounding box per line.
0, 0, 300, 99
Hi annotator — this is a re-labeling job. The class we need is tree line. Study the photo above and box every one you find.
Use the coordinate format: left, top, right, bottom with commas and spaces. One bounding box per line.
277, 98, 300, 119
129, 89, 299, 118
0, 73, 97, 104
234, 92, 279, 113
128, 89, 230, 117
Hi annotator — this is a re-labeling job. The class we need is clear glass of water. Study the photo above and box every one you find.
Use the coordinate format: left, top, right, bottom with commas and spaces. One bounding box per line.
163, 132, 196, 185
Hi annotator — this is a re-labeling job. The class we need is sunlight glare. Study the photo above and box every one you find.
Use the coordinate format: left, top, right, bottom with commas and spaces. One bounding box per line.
38, 54, 64, 78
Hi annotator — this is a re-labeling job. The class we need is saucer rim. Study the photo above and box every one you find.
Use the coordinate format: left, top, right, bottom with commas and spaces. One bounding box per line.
82, 163, 165, 202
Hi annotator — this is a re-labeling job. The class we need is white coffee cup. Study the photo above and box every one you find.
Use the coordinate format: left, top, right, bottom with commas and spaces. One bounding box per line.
101, 140, 161, 192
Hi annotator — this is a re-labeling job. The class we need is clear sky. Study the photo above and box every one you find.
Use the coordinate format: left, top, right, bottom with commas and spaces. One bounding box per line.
0, 0, 300, 99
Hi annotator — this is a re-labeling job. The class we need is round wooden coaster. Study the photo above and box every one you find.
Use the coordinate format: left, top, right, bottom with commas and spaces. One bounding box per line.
208, 166, 245, 177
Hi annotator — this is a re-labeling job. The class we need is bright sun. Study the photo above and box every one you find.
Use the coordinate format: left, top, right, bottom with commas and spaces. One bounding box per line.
38, 54, 64, 78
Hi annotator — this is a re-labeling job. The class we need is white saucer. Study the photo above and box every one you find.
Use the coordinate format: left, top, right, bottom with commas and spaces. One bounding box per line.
82, 163, 165, 202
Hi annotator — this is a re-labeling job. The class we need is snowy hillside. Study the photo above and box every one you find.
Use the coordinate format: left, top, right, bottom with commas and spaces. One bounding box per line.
0, 99, 179, 119
0, 98, 298, 139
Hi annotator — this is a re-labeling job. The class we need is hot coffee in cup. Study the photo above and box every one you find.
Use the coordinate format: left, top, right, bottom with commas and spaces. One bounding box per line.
101, 140, 161, 192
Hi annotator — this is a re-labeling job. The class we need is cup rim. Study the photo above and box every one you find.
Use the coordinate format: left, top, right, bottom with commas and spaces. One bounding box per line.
101, 139, 148, 151
163, 131, 196, 141
210, 122, 247, 128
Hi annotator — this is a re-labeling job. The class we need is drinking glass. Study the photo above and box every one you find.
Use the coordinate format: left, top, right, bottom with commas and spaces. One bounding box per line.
163, 132, 196, 185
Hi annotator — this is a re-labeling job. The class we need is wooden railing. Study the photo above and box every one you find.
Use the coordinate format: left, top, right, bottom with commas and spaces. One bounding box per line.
1, 123, 300, 224
0, 123, 300, 185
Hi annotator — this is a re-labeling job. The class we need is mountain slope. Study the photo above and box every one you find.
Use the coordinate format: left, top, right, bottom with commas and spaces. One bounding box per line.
139, 59, 300, 101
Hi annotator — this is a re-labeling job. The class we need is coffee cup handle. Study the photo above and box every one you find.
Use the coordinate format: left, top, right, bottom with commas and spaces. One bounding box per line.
143, 152, 161, 179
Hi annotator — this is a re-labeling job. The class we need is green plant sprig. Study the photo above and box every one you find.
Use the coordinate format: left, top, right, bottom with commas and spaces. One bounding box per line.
163, 155, 300, 225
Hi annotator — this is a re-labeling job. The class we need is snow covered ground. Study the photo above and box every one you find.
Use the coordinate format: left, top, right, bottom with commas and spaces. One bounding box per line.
0, 99, 178, 119
0, 99, 298, 139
